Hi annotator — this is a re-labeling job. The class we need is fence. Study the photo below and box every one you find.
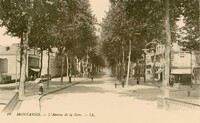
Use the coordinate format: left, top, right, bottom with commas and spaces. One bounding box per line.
158, 97, 200, 110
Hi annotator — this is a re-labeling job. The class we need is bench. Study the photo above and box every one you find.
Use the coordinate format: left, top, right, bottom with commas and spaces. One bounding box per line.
115, 81, 125, 88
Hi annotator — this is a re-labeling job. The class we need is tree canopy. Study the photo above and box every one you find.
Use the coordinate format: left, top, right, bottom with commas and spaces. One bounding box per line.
101, 0, 190, 68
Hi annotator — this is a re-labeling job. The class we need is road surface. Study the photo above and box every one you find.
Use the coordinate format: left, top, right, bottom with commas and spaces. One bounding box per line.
39, 70, 200, 123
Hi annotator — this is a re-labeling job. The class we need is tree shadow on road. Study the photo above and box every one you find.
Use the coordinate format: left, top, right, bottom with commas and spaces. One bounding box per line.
116, 88, 162, 101
48, 85, 112, 96
47, 83, 162, 102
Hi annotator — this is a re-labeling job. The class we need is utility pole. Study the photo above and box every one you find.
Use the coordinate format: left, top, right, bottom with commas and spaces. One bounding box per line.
163, 0, 171, 98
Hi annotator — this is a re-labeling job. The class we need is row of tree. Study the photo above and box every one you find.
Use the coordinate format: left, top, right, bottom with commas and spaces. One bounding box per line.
0, 0, 105, 99
101, 0, 200, 95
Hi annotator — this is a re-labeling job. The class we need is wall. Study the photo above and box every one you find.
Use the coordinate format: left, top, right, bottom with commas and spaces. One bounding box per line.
41, 51, 65, 78
171, 51, 191, 68
0, 55, 20, 80
0, 55, 40, 80
192, 51, 200, 84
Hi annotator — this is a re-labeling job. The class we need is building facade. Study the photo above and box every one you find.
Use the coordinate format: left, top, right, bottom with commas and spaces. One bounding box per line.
0, 44, 65, 82
0, 44, 40, 81
41, 50, 65, 78
152, 43, 200, 84
136, 42, 200, 85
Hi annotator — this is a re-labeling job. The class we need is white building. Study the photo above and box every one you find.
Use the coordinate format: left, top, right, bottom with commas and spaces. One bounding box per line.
0, 43, 40, 81
41, 49, 64, 78
0, 44, 66, 82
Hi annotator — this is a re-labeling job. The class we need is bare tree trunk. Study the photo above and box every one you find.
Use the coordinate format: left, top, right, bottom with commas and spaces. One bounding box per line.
117, 63, 120, 80
199, 0, 200, 50
39, 50, 43, 77
60, 48, 65, 84
26, 49, 29, 80
144, 53, 146, 82
60, 55, 64, 84
86, 52, 89, 77
78, 60, 81, 74
47, 49, 50, 89
82, 61, 85, 77
91, 63, 93, 74
115, 65, 118, 77
19, 19, 32, 99
66, 55, 69, 77
163, 0, 171, 98
20, 37, 23, 78
19, 31, 29, 99
126, 40, 132, 86
122, 44, 125, 80
19, 0, 34, 100
19, 40, 26, 100
75, 57, 79, 73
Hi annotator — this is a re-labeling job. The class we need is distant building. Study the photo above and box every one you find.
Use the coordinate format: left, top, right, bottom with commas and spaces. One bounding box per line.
153, 43, 200, 84
191, 51, 200, 84
41, 49, 65, 78
145, 51, 154, 80
0, 44, 66, 81
0, 43, 40, 81
137, 42, 200, 85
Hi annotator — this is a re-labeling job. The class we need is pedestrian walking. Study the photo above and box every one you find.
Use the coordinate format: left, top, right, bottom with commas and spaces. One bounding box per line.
37, 79, 43, 95
91, 72, 94, 82
122, 81, 125, 88
69, 74, 72, 83
137, 76, 140, 84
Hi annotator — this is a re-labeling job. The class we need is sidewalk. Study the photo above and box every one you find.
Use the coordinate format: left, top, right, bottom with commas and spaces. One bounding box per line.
7, 76, 87, 115
0, 83, 16, 112
25, 77, 83, 96
11, 74, 105, 114
127, 77, 200, 103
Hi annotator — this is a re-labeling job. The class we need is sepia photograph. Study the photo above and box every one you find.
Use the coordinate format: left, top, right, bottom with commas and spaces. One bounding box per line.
0, 0, 200, 123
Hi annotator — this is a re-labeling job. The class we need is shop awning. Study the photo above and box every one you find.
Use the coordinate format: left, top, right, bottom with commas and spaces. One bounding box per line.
30, 68, 40, 72
156, 69, 164, 74
171, 69, 191, 74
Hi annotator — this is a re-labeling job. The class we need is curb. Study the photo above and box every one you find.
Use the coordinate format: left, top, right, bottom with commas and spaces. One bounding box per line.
1, 92, 19, 114
38, 82, 80, 113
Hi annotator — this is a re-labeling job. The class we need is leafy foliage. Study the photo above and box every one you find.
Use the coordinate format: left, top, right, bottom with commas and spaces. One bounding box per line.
101, 0, 184, 68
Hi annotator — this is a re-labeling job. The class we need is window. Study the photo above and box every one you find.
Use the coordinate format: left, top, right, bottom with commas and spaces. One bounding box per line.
29, 57, 39, 68
0, 58, 8, 73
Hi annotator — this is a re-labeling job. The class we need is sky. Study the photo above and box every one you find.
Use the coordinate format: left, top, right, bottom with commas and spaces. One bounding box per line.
0, 27, 20, 46
0, 0, 110, 46
89, 0, 110, 23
